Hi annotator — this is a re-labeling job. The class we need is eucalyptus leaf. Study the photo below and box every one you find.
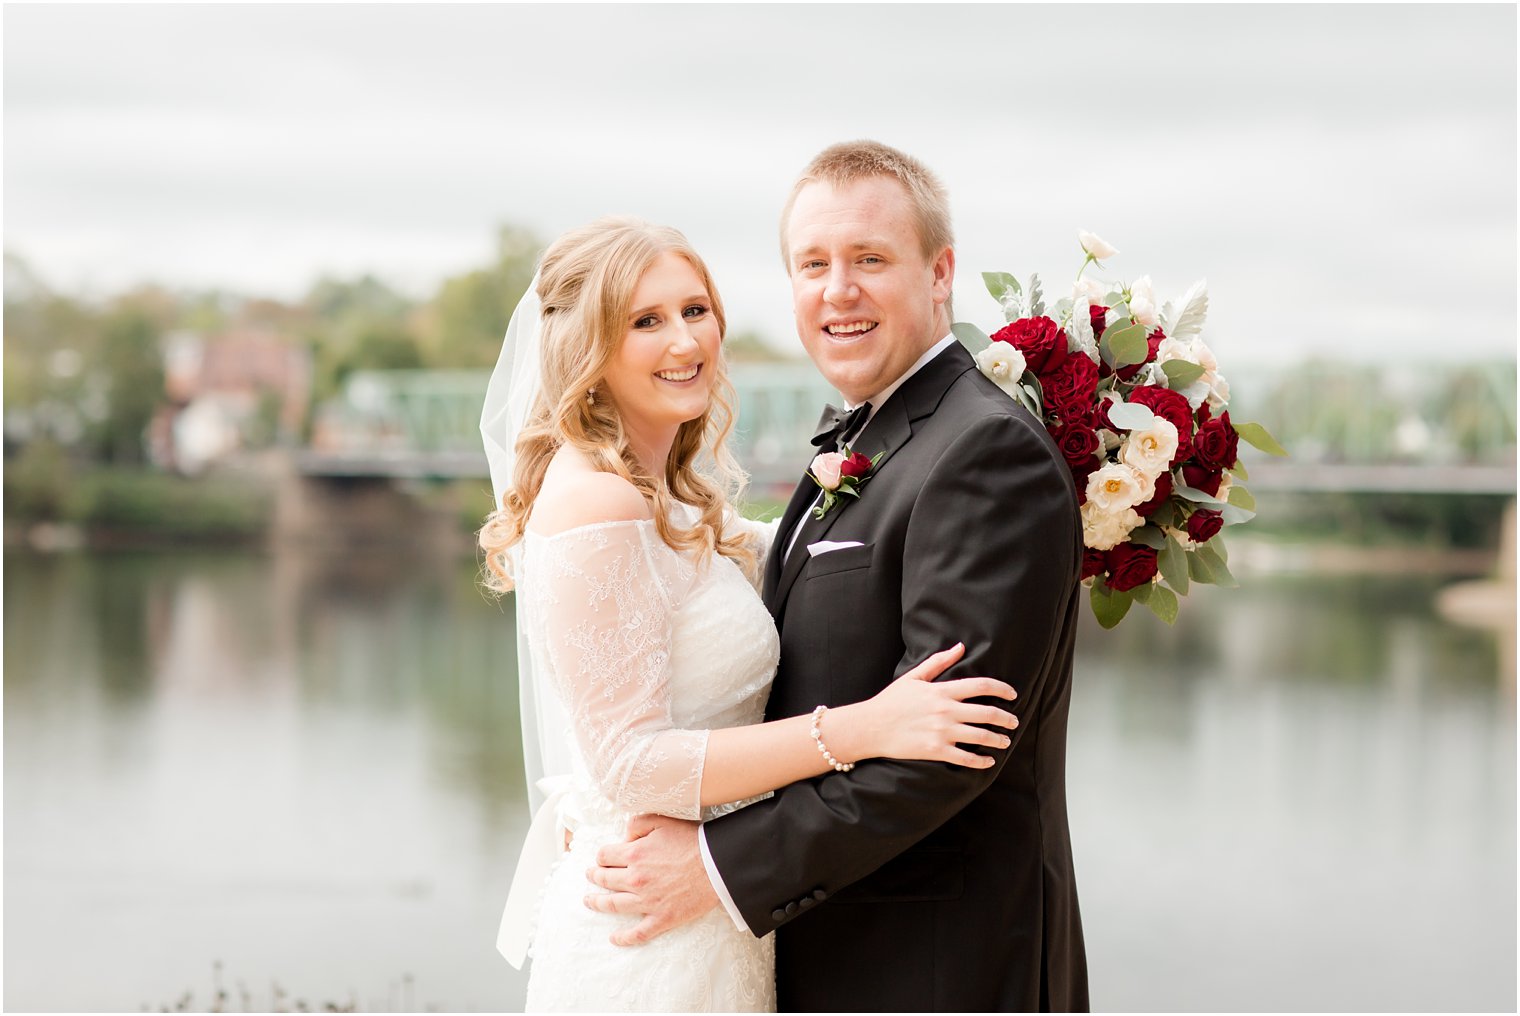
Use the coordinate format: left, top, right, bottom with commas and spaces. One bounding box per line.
1146, 583, 1179, 624
1159, 534, 1189, 595
982, 271, 1021, 302
1174, 484, 1227, 506
1194, 543, 1238, 587
1103, 322, 1150, 368
1150, 501, 1178, 529
952, 321, 992, 354
1234, 421, 1288, 457
1160, 360, 1205, 389
1129, 582, 1153, 604
1105, 400, 1157, 431
1186, 549, 1213, 585
1227, 485, 1256, 511
1232, 460, 1250, 481
1218, 503, 1256, 525
1090, 583, 1133, 629
1127, 525, 1167, 549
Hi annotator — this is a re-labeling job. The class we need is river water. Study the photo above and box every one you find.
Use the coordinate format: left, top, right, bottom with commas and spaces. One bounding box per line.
3, 548, 1514, 1012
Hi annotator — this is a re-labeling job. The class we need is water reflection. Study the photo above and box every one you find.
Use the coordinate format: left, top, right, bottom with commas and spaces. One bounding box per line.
3, 551, 1514, 1011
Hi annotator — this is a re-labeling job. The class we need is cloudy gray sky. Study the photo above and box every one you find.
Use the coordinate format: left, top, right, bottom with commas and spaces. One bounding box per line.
5, 4, 1515, 366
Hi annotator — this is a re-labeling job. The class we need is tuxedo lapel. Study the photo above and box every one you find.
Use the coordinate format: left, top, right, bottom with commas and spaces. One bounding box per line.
762, 476, 821, 607
766, 342, 977, 615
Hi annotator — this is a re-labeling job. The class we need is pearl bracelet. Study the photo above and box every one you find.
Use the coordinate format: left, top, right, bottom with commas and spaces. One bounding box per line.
810, 705, 855, 773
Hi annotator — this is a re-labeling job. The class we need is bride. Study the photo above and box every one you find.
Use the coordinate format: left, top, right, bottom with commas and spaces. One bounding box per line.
478, 218, 1018, 1012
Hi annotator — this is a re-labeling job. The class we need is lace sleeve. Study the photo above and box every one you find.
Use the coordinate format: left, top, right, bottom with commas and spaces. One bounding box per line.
537, 522, 708, 820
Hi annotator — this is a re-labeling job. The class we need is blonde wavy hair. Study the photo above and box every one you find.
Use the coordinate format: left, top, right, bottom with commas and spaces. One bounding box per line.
479, 217, 757, 594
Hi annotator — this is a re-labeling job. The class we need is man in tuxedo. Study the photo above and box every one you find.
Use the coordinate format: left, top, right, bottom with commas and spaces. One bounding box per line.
587, 140, 1089, 1012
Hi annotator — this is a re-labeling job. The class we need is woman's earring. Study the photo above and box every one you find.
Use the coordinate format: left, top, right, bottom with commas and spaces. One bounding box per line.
586, 388, 596, 405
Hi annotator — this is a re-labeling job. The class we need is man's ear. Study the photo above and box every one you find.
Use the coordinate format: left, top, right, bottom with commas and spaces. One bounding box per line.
931, 246, 955, 304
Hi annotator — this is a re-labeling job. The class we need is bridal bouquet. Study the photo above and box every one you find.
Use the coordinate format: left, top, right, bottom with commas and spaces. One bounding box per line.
955, 231, 1286, 628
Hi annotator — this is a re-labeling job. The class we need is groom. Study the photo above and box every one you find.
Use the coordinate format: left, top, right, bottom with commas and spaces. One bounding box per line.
588, 140, 1089, 1012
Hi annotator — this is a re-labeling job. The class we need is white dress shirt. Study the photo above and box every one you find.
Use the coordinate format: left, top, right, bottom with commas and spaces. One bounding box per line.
700, 332, 959, 932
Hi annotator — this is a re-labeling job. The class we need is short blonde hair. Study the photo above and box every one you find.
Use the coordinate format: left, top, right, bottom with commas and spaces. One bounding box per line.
779, 140, 954, 266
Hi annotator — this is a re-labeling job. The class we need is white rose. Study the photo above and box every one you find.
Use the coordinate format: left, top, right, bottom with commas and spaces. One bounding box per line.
1119, 417, 1179, 479
974, 340, 1028, 399
1081, 501, 1142, 552
1206, 371, 1231, 412
1216, 471, 1234, 502
1085, 461, 1150, 513
1128, 275, 1159, 329
1072, 277, 1108, 305
1079, 230, 1118, 261
1155, 336, 1197, 366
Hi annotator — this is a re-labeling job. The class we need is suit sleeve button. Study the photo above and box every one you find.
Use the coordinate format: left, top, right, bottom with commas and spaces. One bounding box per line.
798, 897, 815, 910
771, 908, 786, 922
784, 901, 799, 916
812, 889, 827, 901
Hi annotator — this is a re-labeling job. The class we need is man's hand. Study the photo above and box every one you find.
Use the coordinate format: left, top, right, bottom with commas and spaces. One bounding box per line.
584, 814, 719, 947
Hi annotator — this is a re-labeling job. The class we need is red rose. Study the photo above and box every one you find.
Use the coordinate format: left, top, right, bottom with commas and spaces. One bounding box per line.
1051, 421, 1100, 469
839, 451, 872, 480
1181, 462, 1222, 497
1195, 401, 1213, 427
1041, 352, 1099, 418
1116, 328, 1167, 381
1192, 411, 1240, 471
1128, 385, 1194, 465
991, 316, 1068, 375
1105, 543, 1159, 592
1186, 508, 1224, 544
1081, 547, 1108, 580
1133, 470, 1173, 518
1089, 304, 1109, 340
1070, 458, 1099, 505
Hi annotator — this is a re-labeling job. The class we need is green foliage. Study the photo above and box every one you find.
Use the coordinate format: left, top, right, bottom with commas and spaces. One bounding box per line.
420, 225, 539, 369
1090, 580, 1133, 629
952, 321, 991, 354
90, 307, 165, 465
1101, 321, 1149, 369
1234, 420, 1288, 457
1145, 582, 1179, 624
1159, 533, 1189, 595
1161, 360, 1205, 389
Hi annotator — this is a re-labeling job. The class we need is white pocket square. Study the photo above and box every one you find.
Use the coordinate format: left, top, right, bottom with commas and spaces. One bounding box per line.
807, 540, 864, 558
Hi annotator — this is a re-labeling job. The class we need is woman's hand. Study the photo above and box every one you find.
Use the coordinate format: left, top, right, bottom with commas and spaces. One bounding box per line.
824, 643, 1019, 769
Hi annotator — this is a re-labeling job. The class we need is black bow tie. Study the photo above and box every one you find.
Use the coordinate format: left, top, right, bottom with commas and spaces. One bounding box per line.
811, 402, 872, 448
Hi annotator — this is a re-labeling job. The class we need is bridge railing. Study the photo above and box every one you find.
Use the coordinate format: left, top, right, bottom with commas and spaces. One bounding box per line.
301, 360, 1517, 493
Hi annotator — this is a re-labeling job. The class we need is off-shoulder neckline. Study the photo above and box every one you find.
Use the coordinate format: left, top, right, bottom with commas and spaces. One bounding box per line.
522, 517, 660, 542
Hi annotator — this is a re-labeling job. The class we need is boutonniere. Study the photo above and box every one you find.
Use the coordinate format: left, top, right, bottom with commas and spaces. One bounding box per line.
807, 446, 883, 520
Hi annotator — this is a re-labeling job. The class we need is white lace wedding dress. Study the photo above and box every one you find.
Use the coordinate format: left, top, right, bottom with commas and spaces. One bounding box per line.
510, 507, 780, 1012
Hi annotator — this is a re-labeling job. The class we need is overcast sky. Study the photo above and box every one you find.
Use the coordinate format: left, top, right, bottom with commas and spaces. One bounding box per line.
5, 4, 1515, 367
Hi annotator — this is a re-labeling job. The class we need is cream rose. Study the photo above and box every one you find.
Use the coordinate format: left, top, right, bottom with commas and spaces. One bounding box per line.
1082, 501, 1142, 552
1085, 462, 1149, 513
1128, 275, 1159, 329
1119, 417, 1179, 479
1079, 230, 1118, 261
974, 340, 1028, 399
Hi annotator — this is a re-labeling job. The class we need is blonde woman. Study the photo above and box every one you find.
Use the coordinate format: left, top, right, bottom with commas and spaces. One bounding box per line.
478, 218, 1017, 1011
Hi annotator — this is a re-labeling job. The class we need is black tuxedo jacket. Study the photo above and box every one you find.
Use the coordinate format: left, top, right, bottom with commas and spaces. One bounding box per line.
705, 342, 1090, 1012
